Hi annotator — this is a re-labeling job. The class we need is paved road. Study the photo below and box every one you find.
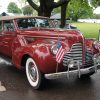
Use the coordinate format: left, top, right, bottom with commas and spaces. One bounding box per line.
0, 57, 100, 100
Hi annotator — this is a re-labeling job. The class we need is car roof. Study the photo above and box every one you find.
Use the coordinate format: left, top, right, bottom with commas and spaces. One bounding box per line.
0, 16, 49, 21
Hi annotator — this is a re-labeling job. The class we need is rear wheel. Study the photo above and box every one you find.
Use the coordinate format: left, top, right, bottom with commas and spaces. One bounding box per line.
26, 58, 44, 89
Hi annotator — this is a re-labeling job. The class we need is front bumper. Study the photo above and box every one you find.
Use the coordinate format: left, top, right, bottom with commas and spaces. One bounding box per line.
45, 64, 100, 79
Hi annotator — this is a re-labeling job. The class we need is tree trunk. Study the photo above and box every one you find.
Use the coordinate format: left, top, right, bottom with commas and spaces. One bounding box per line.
38, 0, 53, 17
38, 9, 52, 17
60, 2, 69, 28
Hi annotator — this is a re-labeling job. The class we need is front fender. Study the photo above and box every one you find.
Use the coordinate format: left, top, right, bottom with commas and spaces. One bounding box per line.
12, 44, 58, 73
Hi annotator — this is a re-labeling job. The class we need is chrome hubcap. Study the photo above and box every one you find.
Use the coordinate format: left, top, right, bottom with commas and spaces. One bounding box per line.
28, 62, 37, 82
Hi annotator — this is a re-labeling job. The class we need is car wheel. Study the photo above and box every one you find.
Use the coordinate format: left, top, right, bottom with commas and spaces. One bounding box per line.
26, 58, 44, 89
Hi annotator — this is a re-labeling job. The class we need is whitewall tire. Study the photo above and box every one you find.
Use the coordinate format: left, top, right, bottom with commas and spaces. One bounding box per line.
26, 58, 43, 89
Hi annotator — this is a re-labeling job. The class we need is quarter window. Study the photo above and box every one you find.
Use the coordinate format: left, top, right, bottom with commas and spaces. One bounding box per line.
3, 20, 15, 31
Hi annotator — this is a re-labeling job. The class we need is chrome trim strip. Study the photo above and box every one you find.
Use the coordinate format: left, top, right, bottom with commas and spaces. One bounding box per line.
23, 35, 66, 39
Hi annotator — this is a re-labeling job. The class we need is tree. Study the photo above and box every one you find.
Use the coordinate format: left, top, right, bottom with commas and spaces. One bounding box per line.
53, 1, 93, 21
26, 0, 100, 27
26, 0, 69, 27
22, 5, 33, 15
7, 2, 22, 14
27, 0, 69, 17
67, 0, 93, 21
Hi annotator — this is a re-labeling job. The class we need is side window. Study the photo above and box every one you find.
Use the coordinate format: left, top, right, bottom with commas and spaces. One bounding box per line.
0, 21, 2, 31
17, 18, 36, 29
3, 20, 15, 32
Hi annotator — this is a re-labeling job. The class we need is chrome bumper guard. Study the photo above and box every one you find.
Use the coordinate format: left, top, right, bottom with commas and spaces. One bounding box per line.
45, 64, 100, 79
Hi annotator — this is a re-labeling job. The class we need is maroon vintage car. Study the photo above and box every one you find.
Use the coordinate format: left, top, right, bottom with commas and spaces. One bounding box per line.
0, 16, 100, 89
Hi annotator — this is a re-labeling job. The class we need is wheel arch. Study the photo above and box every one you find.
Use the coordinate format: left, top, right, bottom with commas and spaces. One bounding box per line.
21, 54, 30, 69
13, 44, 56, 73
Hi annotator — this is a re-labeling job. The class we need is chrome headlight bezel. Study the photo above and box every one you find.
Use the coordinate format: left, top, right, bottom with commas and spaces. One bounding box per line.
51, 44, 58, 55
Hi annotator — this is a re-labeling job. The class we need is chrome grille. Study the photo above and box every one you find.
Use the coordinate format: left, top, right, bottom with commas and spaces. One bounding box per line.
84, 50, 94, 68
85, 50, 93, 61
63, 43, 94, 67
63, 43, 83, 66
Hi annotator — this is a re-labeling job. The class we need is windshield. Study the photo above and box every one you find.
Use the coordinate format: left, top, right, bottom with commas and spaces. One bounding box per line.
17, 18, 60, 29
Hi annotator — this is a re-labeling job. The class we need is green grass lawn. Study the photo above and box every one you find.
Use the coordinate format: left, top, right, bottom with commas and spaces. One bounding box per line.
72, 22, 100, 39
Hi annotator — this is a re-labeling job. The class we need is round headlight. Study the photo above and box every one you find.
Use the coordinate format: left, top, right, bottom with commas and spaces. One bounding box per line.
51, 44, 58, 55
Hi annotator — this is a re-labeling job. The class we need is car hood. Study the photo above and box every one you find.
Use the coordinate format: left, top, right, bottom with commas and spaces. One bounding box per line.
18, 28, 84, 47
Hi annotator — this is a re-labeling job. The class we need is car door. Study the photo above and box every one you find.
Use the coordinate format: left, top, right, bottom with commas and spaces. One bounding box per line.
1, 20, 17, 57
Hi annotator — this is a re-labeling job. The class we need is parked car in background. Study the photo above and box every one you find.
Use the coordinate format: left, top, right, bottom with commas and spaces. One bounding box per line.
0, 16, 100, 89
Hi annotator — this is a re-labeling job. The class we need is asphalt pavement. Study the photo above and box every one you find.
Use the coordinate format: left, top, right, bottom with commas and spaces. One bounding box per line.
0, 56, 100, 100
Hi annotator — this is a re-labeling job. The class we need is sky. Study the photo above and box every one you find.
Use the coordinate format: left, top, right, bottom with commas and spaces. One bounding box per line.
0, 0, 100, 14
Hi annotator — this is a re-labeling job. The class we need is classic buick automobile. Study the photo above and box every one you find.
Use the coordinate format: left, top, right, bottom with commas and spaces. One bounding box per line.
0, 16, 100, 89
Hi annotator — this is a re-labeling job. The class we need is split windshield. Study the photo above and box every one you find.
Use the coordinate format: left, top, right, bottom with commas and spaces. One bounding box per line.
17, 18, 60, 29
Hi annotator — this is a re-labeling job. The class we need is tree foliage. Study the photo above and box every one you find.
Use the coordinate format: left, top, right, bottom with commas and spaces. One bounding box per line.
7, 2, 22, 14
53, 0, 93, 21
90, 0, 100, 8
22, 5, 33, 15
67, 0, 93, 21
53, 7, 61, 14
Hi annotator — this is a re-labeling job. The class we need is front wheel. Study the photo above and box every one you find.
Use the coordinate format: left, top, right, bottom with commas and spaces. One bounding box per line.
26, 58, 44, 89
